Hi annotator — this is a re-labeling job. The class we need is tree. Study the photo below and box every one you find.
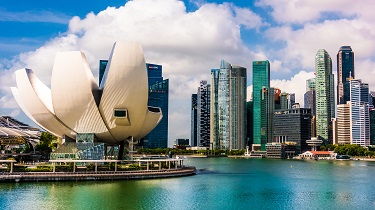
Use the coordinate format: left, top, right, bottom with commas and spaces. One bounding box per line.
35, 132, 58, 160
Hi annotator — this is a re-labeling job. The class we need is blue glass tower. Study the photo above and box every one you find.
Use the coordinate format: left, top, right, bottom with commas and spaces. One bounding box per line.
144, 63, 169, 148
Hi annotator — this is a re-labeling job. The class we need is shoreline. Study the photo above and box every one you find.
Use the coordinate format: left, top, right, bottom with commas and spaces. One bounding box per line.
0, 166, 196, 183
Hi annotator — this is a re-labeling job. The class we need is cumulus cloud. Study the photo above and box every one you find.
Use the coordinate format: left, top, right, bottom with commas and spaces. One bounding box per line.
0, 0, 265, 146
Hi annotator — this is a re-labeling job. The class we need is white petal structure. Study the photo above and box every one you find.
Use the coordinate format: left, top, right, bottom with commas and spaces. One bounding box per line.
11, 41, 162, 145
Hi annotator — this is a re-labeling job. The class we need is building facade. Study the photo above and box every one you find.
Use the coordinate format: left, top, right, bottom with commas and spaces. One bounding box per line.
304, 78, 316, 116
337, 46, 354, 105
252, 61, 270, 150
197, 81, 210, 147
336, 103, 351, 144
191, 94, 198, 147
143, 63, 169, 148
273, 108, 312, 153
350, 79, 370, 147
261, 87, 275, 149
315, 49, 334, 144
210, 60, 247, 150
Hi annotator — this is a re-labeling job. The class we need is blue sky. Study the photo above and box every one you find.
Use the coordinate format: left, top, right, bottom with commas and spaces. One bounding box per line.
1, 0, 375, 145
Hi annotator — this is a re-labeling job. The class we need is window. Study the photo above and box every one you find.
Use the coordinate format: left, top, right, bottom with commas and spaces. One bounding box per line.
114, 109, 127, 118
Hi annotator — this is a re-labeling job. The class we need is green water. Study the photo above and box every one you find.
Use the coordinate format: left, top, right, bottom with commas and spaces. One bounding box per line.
1, 158, 375, 210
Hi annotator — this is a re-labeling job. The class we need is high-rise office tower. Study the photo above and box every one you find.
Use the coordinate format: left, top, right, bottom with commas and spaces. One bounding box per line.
304, 78, 316, 115
369, 91, 375, 106
197, 81, 211, 147
274, 88, 281, 110
210, 60, 247, 150
337, 46, 354, 105
252, 61, 270, 150
287, 93, 296, 109
370, 109, 375, 145
246, 101, 253, 147
280, 92, 288, 110
315, 49, 334, 144
336, 103, 351, 144
350, 79, 370, 147
191, 94, 198, 147
261, 87, 274, 148
144, 63, 169, 148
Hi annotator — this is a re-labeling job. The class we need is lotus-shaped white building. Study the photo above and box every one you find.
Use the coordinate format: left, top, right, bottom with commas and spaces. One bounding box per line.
11, 42, 163, 149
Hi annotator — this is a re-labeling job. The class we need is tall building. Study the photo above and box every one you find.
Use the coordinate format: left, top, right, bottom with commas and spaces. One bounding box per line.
315, 49, 334, 144
274, 108, 312, 152
144, 63, 169, 148
197, 81, 211, 147
304, 78, 316, 115
350, 79, 370, 147
287, 93, 295, 109
191, 94, 198, 147
280, 92, 288, 110
261, 87, 274, 149
274, 88, 281, 110
370, 109, 375, 145
246, 101, 253, 147
336, 103, 351, 144
337, 46, 354, 105
210, 68, 220, 149
252, 61, 270, 150
210, 60, 247, 150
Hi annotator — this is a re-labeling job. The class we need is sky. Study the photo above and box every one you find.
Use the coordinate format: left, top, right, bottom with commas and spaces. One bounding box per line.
1, 0, 375, 147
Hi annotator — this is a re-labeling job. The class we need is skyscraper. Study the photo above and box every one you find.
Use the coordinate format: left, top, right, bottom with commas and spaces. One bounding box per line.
337, 46, 354, 105
144, 63, 169, 148
261, 87, 274, 148
350, 79, 370, 147
210, 60, 247, 150
191, 94, 198, 147
336, 103, 351, 144
252, 61, 270, 150
315, 49, 334, 144
197, 81, 210, 147
287, 93, 296, 109
280, 92, 288, 110
304, 78, 316, 115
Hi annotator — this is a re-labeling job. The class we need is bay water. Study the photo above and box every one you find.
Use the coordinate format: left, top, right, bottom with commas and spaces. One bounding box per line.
1, 158, 375, 209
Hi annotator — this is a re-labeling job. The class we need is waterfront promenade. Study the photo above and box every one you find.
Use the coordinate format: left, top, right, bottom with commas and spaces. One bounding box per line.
0, 166, 196, 182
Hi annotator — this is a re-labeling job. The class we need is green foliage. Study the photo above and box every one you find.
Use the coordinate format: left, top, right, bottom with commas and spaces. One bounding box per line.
36, 132, 58, 160
328, 144, 375, 157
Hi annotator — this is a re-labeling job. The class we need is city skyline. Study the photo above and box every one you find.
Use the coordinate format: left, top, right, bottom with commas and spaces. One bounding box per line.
1, 0, 375, 146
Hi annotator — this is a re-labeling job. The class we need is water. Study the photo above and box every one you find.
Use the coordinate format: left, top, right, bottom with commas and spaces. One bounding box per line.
1, 158, 375, 210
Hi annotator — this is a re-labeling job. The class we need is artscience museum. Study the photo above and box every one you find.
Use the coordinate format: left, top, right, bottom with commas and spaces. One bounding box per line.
11, 42, 163, 159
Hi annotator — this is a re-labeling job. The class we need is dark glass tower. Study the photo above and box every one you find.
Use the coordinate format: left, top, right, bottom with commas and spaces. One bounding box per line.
144, 63, 169, 148
191, 94, 198, 147
197, 81, 210, 147
337, 46, 354, 105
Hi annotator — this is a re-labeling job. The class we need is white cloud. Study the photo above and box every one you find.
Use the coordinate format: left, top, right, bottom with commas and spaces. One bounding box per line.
256, 0, 375, 25
271, 71, 315, 107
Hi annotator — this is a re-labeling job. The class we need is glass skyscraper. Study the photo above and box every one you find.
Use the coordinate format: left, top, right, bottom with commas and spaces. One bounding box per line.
350, 79, 370, 147
261, 87, 274, 149
197, 81, 210, 147
337, 46, 354, 105
252, 61, 270, 150
210, 60, 247, 150
191, 94, 198, 147
304, 78, 316, 116
315, 49, 334, 144
144, 63, 169, 148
